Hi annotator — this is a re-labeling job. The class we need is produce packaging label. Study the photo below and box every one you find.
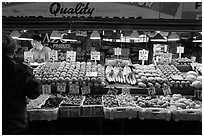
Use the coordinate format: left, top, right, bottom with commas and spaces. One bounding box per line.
139, 49, 149, 61
57, 82, 66, 92
114, 47, 122, 55
69, 84, 80, 94
66, 51, 76, 62
81, 86, 91, 95
177, 46, 184, 53
162, 86, 171, 95
48, 50, 58, 61
148, 86, 156, 96
91, 51, 100, 60
24, 51, 34, 63
42, 84, 51, 94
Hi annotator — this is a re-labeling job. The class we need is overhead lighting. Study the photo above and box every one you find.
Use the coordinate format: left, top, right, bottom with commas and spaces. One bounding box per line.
139, 34, 149, 42
192, 34, 202, 43
129, 30, 139, 40
50, 31, 62, 39
150, 33, 167, 42
90, 30, 101, 40
108, 30, 120, 40
10, 30, 21, 39
17, 32, 33, 41
168, 32, 180, 41
62, 30, 77, 42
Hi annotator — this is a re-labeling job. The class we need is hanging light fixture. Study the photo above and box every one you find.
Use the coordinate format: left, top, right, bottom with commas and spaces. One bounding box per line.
17, 32, 33, 41
10, 30, 21, 39
50, 30, 62, 39
90, 30, 101, 40
62, 30, 77, 42
129, 30, 139, 40
150, 32, 167, 42
168, 32, 180, 41
108, 30, 121, 40
192, 34, 202, 43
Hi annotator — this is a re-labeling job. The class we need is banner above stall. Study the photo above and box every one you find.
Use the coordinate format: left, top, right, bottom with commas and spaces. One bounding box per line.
2, 2, 201, 19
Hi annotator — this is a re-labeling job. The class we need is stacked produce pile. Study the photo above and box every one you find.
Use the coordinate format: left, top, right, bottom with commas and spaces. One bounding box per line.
132, 94, 202, 110
192, 63, 202, 74
34, 61, 106, 87
172, 57, 192, 66
41, 94, 64, 108
116, 92, 137, 107
60, 94, 84, 106
83, 95, 102, 105
186, 71, 202, 90
27, 94, 50, 110
102, 94, 120, 108
157, 64, 191, 88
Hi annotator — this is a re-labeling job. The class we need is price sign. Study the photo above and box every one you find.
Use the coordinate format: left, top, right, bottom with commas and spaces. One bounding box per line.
177, 46, 184, 53
107, 88, 118, 95
139, 49, 149, 61
122, 87, 130, 95
81, 86, 91, 95
163, 53, 172, 64
194, 90, 202, 100
148, 86, 156, 96
69, 84, 80, 94
57, 82, 66, 92
42, 85, 51, 94
48, 50, 58, 62
91, 51, 100, 60
114, 47, 122, 55
162, 86, 171, 95
66, 51, 76, 62
86, 72, 98, 77
24, 51, 34, 63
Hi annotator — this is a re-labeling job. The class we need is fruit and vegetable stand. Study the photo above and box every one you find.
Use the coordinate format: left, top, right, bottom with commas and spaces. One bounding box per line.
27, 59, 202, 134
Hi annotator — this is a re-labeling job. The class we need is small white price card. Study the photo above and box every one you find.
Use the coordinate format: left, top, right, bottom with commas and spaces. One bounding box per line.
114, 47, 122, 55
86, 72, 98, 77
24, 51, 34, 63
162, 86, 171, 95
122, 87, 130, 95
69, 84, 80, 94
57, 82, 66, 92
66, 51, 76, 62
42, 85, 51, 94
177, 46, 184, 53
139, 49, 149, 61
91, 51, 100, 60
48, 50, 58, 62
148, 86, 156, 96
81, 86, 91, 95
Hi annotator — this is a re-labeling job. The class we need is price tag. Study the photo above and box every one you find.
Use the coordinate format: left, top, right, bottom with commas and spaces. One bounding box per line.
107, 88, 118, 95
148, 87, 156, 96
81, 86, 91, 95
42, 85, 51, 94
91, 51, 100, 60
48, 50, 58, 62
57, 82, 66, 92
194, 90, 202, 99
66, 51, 76, 62
114, 47, 122, 55
177, 46, 184, 53
122, 87, 130, 95
24, 51, 34, 63
162, 86, 171, 95
139, 49, 149, 61
86, 72, 98, 77
69, 84, 80, 94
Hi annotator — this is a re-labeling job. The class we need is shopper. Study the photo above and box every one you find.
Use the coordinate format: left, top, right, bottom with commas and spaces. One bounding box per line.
2, 34, 41, 135
30, 35, 51, 63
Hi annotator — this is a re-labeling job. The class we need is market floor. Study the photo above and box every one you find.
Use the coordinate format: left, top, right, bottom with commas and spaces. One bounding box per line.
27, 118, 202, 135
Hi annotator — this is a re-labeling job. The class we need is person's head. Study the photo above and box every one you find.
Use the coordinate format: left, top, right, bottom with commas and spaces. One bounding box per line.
31, 35, 43, 50
2, 34, 17, 57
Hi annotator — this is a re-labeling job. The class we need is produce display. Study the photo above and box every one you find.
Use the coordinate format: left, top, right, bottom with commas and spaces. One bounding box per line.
60, 95, 84, 106
83, 95, 102, 105
27, 94, 50, 109
116, 93, 137, 107
34, 61, 106, 87
102, 94, 119, 108
172, 57, 192, 66
186, 71, 202, 89
41, 94, 64, 108
132, 94, 202, 110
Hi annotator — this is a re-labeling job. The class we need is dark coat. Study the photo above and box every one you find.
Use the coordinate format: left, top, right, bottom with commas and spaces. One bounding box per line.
2, 54, 41, 134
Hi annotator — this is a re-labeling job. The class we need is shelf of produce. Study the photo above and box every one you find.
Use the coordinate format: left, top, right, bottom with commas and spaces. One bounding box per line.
176, 65, 192, 72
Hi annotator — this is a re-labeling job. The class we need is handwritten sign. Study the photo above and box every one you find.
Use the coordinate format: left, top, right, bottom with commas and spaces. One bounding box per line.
57, 82, 66, 92
139, 49, 149, 61
114, 47, 122, 56
162, 86, 171, 95
177, 46, 184, 53
91, 51, 100, 60
24, 51, 34, 63
48, 50, 58, 61
81, 86, 91, 95
66, 51, 76, 61
69, 84, 80, 94
148, 86, 156, 96
42, 85, 51, 94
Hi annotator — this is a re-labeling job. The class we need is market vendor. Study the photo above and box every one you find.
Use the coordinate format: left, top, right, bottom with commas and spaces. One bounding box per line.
190, 43, 202, 63
29, 35, 51, 63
